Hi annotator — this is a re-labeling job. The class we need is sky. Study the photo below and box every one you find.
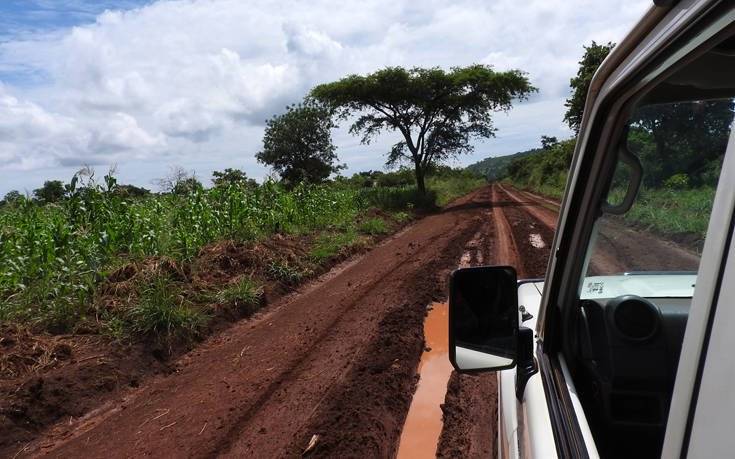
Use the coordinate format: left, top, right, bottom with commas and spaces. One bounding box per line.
0, 0, 650, 195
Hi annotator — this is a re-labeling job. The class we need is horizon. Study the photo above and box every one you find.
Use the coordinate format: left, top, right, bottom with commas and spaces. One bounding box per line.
0, 0, 649, 195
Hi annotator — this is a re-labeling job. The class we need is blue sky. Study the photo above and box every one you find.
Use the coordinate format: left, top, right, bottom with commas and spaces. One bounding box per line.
0, 0, 649, 195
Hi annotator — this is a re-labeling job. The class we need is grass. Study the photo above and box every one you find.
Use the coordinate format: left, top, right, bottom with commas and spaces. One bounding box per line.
216, 277, 263, 315
426, 175, 486, 206
309, 230, 359, 262
514, 179, 714, 242
359, 218, 388, 235
267, 260, 308, 285
611, 186, 715, 239
128, 275, 207, 338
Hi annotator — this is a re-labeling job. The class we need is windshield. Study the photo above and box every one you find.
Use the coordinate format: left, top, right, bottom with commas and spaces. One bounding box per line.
581, 98, 734, 299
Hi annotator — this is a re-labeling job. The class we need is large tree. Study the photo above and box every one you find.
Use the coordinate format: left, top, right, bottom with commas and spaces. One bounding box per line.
564, 41, 615, 133
33, 180, 66, 203
256, 100, 341, 186
311, 65, 535, 194
212, 168, 258, 189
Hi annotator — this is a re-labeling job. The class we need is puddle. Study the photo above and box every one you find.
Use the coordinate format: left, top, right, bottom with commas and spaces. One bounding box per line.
529, 233, 546, 249
396, 301, 452, 458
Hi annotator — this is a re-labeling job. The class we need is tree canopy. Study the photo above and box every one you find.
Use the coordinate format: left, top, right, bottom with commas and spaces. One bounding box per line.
33, 180, 66, 203
564, 41, 615, 133
212, 168, 258, 189
311, 65, 535, 194
256, 100, 342, 186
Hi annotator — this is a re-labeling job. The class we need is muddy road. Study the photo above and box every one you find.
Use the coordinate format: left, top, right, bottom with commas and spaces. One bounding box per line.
8, 183, 699, 458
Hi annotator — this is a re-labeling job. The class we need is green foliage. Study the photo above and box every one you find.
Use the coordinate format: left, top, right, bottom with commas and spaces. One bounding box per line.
0, 176, 361, 330
33, 180, 66, 203
216, 277, 263, 314
663, 173, 690, 190
466, 148, 541, 181
609, 187, 716, 239
504, 138, 576, 197
212, 168, 258, 189
309, 230, 358, 262
267, 260, 307, 285
129, 275, 206, 337
629, 100, 734, 187
564, 41, 615, 133
312, 65, 535, 194
114, 184, 151, 198
1, 190, 24, 206
360, 186, 437, 210
359, 218, 388, 235
257, 100, 342, 186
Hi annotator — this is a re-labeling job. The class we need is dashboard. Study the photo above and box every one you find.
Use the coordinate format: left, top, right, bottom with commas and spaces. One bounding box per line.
573, 294, 690, 457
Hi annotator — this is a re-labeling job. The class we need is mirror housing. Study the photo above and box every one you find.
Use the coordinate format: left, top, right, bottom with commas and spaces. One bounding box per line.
449, 265, 519, 372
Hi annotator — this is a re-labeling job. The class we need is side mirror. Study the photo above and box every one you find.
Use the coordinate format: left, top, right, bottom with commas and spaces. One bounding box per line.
449, 266, 518, 372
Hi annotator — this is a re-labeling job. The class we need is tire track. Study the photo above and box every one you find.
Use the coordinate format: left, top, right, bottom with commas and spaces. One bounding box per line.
31, 188, 493, 459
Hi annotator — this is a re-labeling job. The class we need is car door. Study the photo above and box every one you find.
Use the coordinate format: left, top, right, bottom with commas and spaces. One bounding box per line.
662, 117, 735, 457
525, 1, 735, 457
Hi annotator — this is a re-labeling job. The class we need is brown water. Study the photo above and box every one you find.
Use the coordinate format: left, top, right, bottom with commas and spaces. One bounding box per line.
396, 301, 452, 458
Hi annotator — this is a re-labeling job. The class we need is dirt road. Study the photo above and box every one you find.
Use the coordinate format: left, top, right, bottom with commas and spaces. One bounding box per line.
9, 183, 700, 458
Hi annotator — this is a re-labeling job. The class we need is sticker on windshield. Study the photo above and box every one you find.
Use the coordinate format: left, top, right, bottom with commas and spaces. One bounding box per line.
587, 282, 604, 295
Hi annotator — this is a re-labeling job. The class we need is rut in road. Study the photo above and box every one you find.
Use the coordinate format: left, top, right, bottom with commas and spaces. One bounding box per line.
25, 187, 494, 459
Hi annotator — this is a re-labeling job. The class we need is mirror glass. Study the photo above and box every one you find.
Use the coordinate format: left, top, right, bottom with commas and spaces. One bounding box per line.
449, 266, 518, 371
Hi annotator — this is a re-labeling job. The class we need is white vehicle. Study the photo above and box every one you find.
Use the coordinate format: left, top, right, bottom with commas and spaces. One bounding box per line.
449, 1, 735, 457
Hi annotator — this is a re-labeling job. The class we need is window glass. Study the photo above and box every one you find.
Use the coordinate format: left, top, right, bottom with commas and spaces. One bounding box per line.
581, 98, 734, 299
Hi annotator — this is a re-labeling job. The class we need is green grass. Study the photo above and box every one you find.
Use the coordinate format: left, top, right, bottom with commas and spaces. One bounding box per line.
426, 175, 486, 206
359, 218, 388, 235
613, 186, 715, 239
309, 230, 359, 262
267, 260, 308, 285
128, 275, 207, 338
216, 277, 263, 315
359, 186, 437, 210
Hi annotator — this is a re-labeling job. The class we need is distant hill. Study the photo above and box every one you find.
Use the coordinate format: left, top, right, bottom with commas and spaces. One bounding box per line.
465, 148, 542, 181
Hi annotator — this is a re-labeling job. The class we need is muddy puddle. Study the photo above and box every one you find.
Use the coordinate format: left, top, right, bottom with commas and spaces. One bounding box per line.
396, 301, 452, 458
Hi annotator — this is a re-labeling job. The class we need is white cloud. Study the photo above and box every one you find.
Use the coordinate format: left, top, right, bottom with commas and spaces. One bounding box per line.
0, 0, 649, 193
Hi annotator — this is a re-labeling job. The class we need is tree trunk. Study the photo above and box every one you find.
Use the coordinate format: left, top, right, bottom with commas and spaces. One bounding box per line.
414, 164, 426, 195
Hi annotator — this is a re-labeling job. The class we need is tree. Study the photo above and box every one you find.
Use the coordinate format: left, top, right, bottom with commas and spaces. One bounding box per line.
33, 180, 66, 203
630, 100, 734, 186
154, 166, 202, 195
256, 101, 342, 186
564, 41, 615, 133
115, 184, 151, 198
311, 65, 535, 194
1, 190, 23, 206
212, 168, 258, 189
541, 135, 559, 150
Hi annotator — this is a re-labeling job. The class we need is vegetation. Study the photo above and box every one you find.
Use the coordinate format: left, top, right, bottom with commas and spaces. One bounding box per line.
212, 168, 258, 189
311, 65, 535, 194
564, 41, 615, 133
33, 180, 66, 204
0, 172, 358, 333
257, 100, 342, 186
0, 163, 481, 339
466, 147, 542, 181
216, 277, 264, 315
503, 138, 575, 198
